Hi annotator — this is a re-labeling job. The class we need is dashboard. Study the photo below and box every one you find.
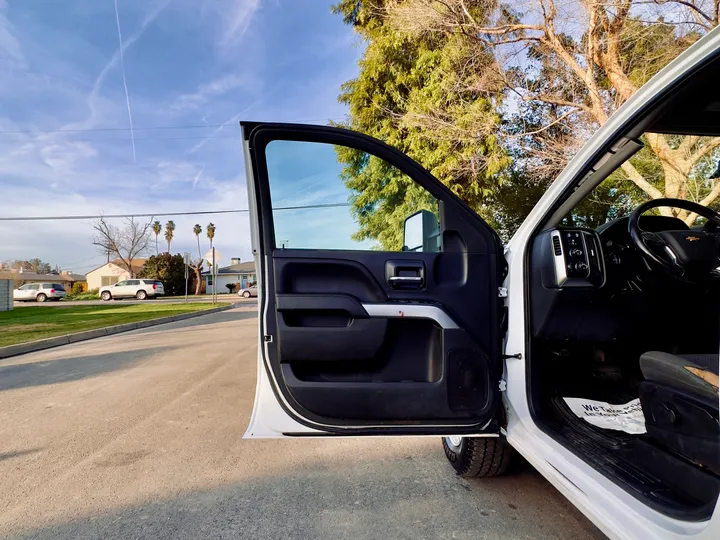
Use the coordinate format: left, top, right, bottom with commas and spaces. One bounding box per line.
529, 216, 690, 340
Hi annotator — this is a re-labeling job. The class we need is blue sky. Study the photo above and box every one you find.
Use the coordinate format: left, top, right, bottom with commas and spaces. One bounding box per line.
0, 0, 365, 273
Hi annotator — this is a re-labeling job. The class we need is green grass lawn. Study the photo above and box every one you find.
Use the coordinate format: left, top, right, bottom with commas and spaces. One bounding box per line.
0, 303, 231, 347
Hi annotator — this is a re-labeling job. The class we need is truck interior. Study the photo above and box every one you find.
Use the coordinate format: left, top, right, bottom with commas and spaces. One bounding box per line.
525, 55, 720, 521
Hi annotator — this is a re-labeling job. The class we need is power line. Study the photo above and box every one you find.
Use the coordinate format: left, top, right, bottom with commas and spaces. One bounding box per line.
0, 202, 351, 221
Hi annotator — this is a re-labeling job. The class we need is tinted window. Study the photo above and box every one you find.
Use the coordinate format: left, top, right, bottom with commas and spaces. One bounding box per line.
126, 280, 140, 285
265, 140, 441, 252
28, 284, 39, 290
51, 284, 65, 290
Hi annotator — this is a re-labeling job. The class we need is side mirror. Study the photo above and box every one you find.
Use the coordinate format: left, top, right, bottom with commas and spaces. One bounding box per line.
402, 210, 440, 252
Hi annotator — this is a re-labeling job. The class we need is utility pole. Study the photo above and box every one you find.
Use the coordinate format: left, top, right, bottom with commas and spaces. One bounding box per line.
183, 252, 190, 304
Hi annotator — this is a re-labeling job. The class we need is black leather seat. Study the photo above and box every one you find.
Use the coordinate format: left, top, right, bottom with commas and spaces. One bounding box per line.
640, 352, 718, 400
638, 351, 719, 473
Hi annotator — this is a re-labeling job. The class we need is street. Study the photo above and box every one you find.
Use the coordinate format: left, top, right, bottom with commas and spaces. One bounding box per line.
0, 307, 603, 540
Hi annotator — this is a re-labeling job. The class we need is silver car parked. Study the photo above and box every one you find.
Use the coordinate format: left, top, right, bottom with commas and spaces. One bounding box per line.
237, 283, 257, 298
13, 282, 67, 302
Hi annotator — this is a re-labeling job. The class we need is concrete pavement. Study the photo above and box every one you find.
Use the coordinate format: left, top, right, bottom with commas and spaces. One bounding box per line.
0, 308, 604, 539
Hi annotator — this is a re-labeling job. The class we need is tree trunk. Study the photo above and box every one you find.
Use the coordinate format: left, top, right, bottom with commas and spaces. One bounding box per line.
193, 266, 202, 295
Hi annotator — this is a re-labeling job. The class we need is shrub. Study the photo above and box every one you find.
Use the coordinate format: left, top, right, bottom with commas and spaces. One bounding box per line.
71, 282, 85, 295
66, 288, 100, 301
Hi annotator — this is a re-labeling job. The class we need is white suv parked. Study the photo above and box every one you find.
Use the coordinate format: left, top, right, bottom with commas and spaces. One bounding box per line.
13, 283, 67, 302
99, 279, 164, 301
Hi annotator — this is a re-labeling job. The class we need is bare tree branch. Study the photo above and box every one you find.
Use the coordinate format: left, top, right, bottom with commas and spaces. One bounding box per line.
684, 180, 720, 224
92, 217, 152, 277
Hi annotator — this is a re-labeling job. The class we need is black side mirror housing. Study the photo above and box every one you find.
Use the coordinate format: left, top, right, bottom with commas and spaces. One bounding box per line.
402, 210, 440, 252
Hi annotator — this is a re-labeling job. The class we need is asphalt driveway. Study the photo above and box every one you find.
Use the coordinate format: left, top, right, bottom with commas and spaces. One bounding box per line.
0, 307, 604, 539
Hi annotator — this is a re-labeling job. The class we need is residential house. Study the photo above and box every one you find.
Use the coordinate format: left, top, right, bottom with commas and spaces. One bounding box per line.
203, 258, 256, 294
0, 269, 87, 291
85, 259, 147, 290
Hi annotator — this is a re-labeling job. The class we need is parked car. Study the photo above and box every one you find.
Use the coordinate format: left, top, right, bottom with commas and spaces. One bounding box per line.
99, 279, 164, 301
13, 283, 67, 302
238, 283, 257, 298
240, 28, 720, 540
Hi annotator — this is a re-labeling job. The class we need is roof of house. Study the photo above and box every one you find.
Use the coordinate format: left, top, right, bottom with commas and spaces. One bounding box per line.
202, 261, 255, 275
86, 258, 147, 275
0, 271, 86, 282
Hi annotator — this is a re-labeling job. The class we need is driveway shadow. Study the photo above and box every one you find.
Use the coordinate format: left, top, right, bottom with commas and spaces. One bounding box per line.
0, 448, 42, 462
8, 449, 605, 540
0, 346, 177, 392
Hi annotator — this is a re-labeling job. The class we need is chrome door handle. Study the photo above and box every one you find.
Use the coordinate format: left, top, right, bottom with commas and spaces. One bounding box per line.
388, 276, 423, 283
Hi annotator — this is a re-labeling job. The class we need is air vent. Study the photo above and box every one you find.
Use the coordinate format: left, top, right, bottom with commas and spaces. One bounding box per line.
552, 235, 562, 256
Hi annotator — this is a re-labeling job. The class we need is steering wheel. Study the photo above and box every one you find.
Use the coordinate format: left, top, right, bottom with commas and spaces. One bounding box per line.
628, 198, 720, 280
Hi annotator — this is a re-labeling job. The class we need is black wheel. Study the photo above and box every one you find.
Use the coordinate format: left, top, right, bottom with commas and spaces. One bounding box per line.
136, 290, 147, 300
101, 291, 112, 301
442, 436, 513, 478
36, 293, 47, 303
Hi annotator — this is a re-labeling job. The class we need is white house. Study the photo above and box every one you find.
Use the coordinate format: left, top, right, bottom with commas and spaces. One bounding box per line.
85, 259, 147, 290
203, 258, 256, 294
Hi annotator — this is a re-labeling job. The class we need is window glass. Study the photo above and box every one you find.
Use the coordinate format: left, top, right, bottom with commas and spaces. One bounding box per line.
265, 140, 440, 252
101, 276, 119, 287
126, 280, 140, 285
18, 284, 29, 290
51, 284, 65, 290
565, 132, 720, 228
28, 284, 39, 290
115, 281, 128, 287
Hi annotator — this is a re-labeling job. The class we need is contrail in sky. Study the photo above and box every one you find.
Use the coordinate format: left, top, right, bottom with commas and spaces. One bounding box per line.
113, 0, 136, 162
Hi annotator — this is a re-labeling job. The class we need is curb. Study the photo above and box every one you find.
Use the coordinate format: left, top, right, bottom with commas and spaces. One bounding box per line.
0, 304, 236, 360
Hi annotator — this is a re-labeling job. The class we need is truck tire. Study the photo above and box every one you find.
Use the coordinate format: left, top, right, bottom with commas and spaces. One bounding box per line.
136, 290, 147, 300
442, 436, 513, 478
36, 293, 47, 303
101, 291, 112, 301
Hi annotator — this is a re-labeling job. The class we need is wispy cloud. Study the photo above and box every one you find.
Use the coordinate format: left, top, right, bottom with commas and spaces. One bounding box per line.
113, 0, 136, 162
193, 164, 205, 188
185, 112, 242, 155
171, 74, 246, 111
85, 0, 172, 129
0, 8, 25, 70
224, 0, 259, 45
206, 0, 259, 49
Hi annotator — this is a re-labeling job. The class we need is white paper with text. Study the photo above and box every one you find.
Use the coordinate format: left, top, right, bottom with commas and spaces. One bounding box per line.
563, 397, 646, 434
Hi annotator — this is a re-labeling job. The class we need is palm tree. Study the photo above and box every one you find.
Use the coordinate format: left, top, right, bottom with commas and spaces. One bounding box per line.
206, 222, 217, 296
151, 221, 162, 255
165, 220, 175, 253
206, 222, 216, 254
193, 224, 202, 260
